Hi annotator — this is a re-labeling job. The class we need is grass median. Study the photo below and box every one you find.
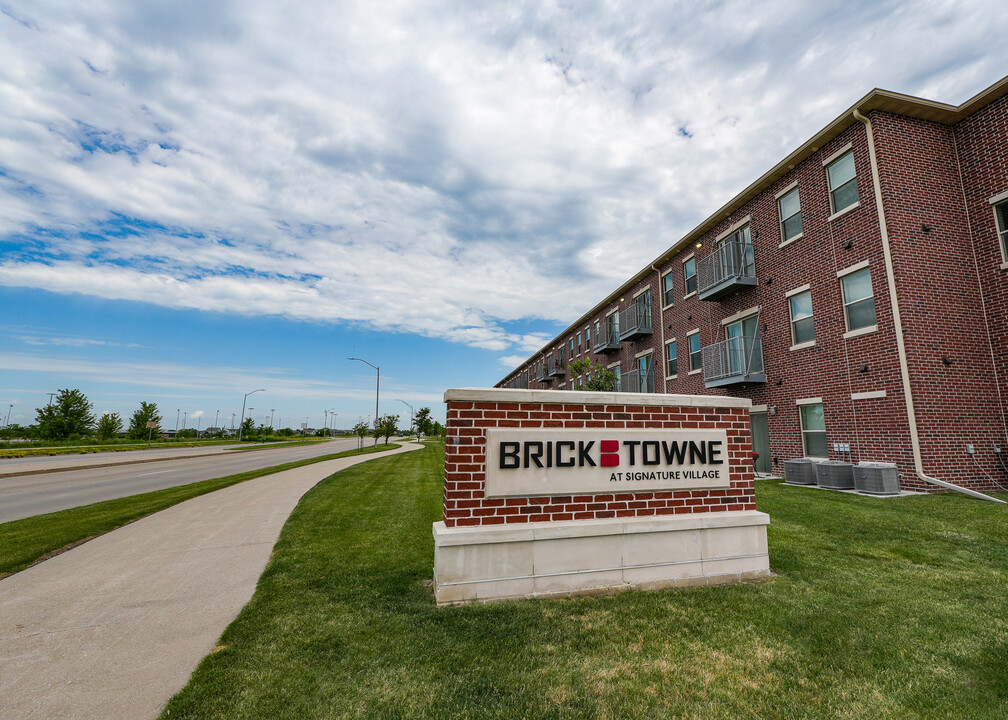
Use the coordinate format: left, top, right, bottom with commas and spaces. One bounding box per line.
161, 443, 1008, 719
0, 443, 400, 578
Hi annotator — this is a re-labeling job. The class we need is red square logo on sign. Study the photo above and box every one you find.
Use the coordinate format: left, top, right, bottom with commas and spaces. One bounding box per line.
600, 440, 619, 467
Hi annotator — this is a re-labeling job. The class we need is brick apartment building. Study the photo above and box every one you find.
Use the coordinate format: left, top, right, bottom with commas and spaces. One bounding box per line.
497, 75, 1008, 494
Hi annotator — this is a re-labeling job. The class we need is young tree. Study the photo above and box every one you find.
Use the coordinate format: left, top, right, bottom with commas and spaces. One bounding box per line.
240, 416, 256, 439
414, 406, 433, 438
352, 420, 370, 450
373, 414, 398, 445
567, 358, 618, 391
127, 401, 163, 440
96, 412, 123, 441
35, 388, 95, 440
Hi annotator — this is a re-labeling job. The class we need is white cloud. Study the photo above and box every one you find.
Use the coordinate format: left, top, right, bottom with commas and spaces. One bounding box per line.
1, 0, 1006, 360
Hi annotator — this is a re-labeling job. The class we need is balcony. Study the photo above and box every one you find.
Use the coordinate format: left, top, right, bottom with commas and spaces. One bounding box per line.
619, 297, 652, 341
536, 363, 550, 383
548, 349, 567, 378
702, 335, 766, 388
697, 237, 757, 300
593, 324, 621, 353
622, 366, 655, 394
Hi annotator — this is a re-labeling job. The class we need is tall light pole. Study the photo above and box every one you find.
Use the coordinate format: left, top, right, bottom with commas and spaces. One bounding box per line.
47, 392, 57, 407
214, 409, 220, 431
348, 357, 379, 447
4, 404, 11, 428
327, 409, 337, 437
396, 399, 415, 442
239, 389, 265, 442
270, 409, 275, 430
175, 409, 180, 433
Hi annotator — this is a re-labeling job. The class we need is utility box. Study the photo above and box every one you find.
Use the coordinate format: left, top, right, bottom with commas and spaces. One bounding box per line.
784, 458, 817, 485
856, 462, 900, 495
817, 460, 856, 490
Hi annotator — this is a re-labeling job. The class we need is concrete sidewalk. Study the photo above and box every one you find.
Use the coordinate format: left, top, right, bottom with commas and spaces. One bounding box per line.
0, 441, 421, 720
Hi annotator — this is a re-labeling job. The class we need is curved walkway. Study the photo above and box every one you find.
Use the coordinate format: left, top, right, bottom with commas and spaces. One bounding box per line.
0, 441, 421, 720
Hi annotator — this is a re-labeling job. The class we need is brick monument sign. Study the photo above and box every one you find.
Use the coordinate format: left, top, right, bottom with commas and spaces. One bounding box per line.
433, 388, 771, 605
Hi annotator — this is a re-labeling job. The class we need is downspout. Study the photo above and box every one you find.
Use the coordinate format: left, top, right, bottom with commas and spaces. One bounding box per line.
853, 108, 1004, 503
651, 263, 666, 393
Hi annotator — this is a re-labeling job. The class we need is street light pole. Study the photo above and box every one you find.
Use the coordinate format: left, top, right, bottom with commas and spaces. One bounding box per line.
396, 399, 415, 442
175, 409, 180, 433
327, 409, 337, 437
238, 389, 265, 442
270, 409, 275, 430
348, 357, 379, 448
214, 409, 220, 432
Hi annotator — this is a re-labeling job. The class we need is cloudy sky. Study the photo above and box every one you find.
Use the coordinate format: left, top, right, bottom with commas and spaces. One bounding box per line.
1, 0, 1006, 428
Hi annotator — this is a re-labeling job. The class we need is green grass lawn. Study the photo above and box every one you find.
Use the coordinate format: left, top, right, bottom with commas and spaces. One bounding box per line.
160, 443, 1008, 719
0, 444, 399, 577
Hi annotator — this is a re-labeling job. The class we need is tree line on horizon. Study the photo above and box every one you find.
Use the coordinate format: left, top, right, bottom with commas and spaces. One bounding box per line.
2, 388, 444, 443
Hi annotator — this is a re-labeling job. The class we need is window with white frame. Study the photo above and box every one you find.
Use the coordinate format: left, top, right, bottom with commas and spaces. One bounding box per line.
577, 331, 582, 355
827, 150, 858, 214
778, 186, 803, 242
789, 290, 815, 345
610, 364, 622, 392
684, 257, 697, 295
799, 402, 828, 457
665, 339, 678, 378
995, 199, 1008, 262
662, 271, 675, 307
586, 326, 591, 350
570, 337, 575, 357
688, 332, 701, 372
841, 267, 876, 332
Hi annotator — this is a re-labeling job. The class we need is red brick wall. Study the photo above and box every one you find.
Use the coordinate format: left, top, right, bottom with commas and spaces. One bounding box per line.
443, 397, 756, 527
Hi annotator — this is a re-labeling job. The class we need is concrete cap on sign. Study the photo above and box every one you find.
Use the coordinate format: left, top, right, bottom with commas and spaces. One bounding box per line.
443, 387, 752, 409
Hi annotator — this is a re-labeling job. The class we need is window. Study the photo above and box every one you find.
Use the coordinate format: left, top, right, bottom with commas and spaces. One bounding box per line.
586, 326, 591, 350
684, 257, 697, 296
841, 267, 876, 331
995, 200, 1008, 262
789, 290, 815, 345
800, 402, 828, 457
577, 332, 582, 355
662, 271, 675, 307
778, 186, 803, 242
688, 332, 701, 372
570, 338, 575, 357
665, 340, 678, 378
594, 320, 601, 345
611, 365, 622, 392
827, 150, 858, 214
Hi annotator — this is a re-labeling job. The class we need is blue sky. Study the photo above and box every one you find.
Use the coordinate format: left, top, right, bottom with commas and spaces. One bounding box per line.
2, 1, 1007, 428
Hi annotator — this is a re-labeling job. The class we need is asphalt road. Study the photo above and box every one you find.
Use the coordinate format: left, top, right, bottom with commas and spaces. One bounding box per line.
0, 438, 379, 523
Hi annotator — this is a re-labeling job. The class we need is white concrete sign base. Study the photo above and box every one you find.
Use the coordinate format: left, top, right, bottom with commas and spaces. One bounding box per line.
433, 510, 770, 606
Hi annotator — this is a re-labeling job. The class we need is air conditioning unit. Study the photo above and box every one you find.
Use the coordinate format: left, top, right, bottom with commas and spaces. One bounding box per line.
856, 462, 900, 496
816, 460, 855, 490
784, 458, 817, 485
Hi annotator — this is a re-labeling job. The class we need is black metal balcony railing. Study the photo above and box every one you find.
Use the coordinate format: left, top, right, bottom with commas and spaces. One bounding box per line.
619, 297, 652, 341
536, 362, 550, 383
702, 335, 767, 388
697, 237, 757, 300
593, 323, 621, 353
622, 366, 655, 394
548, 348, 567, 377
